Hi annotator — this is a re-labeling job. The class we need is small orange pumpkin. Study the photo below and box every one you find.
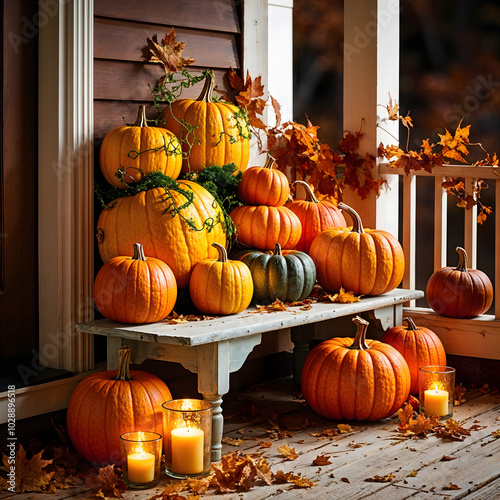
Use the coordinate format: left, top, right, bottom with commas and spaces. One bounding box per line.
426, 246, 493, 318
309, 203, 405, 295
237, 155, 290, 206
100, 105, 182, 188
301, 316, 411, 421
285, 180, 346, 253
230, 204, 302, 251
93, 243, 177, 324
381, 317, 447, 394
189, 243, 254, 315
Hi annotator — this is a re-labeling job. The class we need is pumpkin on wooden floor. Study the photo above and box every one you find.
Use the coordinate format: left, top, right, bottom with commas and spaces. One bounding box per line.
67, 346, 172, 465
237, 155, 290, 207
309, 203, 405, 295
93, 243, 177, 324
161, 70, 250, 174
236, 242, 316, 303
189, 243, 253, 315
426, 246, 493, 318
96, 180, 226, 289
230, 204, 302, 251
381, 317, 446, 394
301, 316, 411, 421
285, 180, 346, 253
100, 105, 182, 188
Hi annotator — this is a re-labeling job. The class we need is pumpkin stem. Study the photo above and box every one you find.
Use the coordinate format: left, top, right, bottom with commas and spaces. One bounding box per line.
132, 243, 147, 261
273, 242, 282, 256
197, 70, 215, 103
338, 203, 364, 233
454, 247, 468, 272
264, 154, 276, 169
212, 242, 228, 263
348, 316, 370, 350
293, 180, 319, 203
133, 105, 148, 128
115, 345, 133, 381
404, 317, 418, 331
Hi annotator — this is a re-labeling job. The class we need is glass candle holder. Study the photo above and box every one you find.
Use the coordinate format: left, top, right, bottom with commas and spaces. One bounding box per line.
419, 365, 456, 419
162, 399, 213, 479
120, 431, 162, 489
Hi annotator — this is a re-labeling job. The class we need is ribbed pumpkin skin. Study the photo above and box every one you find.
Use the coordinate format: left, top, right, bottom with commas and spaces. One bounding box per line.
230, 205, 302, 250
309, 203, 404, 295
100, 105, 182, 188
67, 368, 172, 465
189, 243, 254, 314
426, 247, 493, 318
237, 156, 290, 206
285, 181, 346, 253
97, 181, 226, 289
381, 318, 447, 394
301, 318, 410, 421
161, 72, 250, 174
237, 243, 316, 303
93, 244, 177, 324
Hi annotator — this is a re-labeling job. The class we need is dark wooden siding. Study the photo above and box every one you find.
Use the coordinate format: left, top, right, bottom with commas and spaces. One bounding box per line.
94, 0, 242, 139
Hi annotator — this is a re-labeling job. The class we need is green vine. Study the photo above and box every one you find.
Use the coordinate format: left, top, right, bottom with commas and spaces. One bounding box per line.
94, 171, 222, 233
127, 134, 182, 160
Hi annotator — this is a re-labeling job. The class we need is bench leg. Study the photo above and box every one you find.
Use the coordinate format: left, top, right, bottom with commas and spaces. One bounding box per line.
291, 324, 315, 385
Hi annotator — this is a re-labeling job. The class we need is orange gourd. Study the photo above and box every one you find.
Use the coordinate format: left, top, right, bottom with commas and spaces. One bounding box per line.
189, 243, 254, 315
237, 155, 290, 206
67, 346, 172, 465
381, 317, 447, 394
161, 71, 250, 174
301, 316, 411, 421
309, 203, 405, 295
426, 246, 493, 318
285, 180, 346, 253
229, 204, 302, 251
96, 181, 226, 289
93, 243, 177, 324
100, 105, 182, 188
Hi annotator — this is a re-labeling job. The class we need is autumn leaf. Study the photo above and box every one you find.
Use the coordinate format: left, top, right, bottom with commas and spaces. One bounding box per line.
259, 441, 272, 448
337, 424, 353, 434
274, 470, 315, 488
222, 437, 246, 446
443, 482, 461, 490
1, 446, 54, 493
365, 474, 395, 482
324, 288, 361, 304
408, 395, 420, 411
84, 465, 126, 499
147, 29, 195, 73
277, 445, 299, 461
341, 477, 350, 483
492, 429, 500, 438
313, 454, 332, 466
441, 455, 458, 461
454, 384, 467, 406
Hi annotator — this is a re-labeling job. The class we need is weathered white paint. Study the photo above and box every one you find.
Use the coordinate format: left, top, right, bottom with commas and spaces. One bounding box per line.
38, 0, 94, 372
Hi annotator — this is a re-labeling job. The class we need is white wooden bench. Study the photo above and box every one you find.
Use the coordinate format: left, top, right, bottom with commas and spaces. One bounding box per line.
76, 288, 424, 461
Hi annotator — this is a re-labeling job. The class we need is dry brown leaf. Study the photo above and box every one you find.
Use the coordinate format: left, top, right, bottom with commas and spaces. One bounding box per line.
277, 445, 298, 461
443, 482, 461, 490
259, 442, 272, 448
341, 477, 350, 483
337, 424, 353, 434
85, 465, 126, 499
312, 454, 332, 466
492, 429, 500, 438
454, 383, 467, 405
274, 470, 315, 488
365, 474, 395, 482
441, 455, 458, 461
147, 29, 195, 73
221, 437, 246, 446
325, 288, 362, 304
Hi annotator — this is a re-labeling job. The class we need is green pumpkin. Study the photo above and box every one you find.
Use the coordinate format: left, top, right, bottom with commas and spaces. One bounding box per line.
237, 243, 316, 304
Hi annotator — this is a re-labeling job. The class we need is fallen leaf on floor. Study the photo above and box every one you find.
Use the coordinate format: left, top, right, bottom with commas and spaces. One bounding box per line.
407, 470, 418, 477
365, 474, 395, 482
341, 477, 350, 483
338, 424, 353, 434
278, 445, 299, 461
312, 454, 332, 466
440, 455, 458, 461
443, 482, 461, 490
492, 429, 500, 438
274, 470, 315, 487
222, 437, 246, 446
85, 465, 126, 499
259, 442, 272, 448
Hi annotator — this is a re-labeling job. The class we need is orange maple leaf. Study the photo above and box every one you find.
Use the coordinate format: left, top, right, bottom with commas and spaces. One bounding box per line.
277, 445, 299, 461
147, 29, 195, 73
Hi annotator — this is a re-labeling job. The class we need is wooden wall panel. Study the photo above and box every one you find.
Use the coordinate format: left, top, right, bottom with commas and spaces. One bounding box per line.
95, 0, 240, 33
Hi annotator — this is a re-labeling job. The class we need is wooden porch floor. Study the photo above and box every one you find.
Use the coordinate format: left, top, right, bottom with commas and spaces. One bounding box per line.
3, 377, 500, 500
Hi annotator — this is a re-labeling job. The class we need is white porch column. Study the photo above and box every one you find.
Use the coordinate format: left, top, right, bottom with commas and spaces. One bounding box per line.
342, 0, 400, 235
38, 0, 94, 372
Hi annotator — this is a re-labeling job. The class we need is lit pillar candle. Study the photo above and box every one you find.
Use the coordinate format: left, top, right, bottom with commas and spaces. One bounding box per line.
127, 451, 155, 484
424, 387, 449, 416
171, 427, 204, 474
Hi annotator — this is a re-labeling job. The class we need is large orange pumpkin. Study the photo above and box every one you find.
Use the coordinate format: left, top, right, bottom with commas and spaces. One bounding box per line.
100, 105, 182, 188
161, 71, 250, 174
97, 181, 226, 288
93, 243, 177, 324
426, 246, 493, 318
229, 204, 302, 251
189, 243, 253, 315
309, 203, 405, 295
381, 317, 446, 394
285, 180, 346, 253
237, 155, 290, 206
301, 316, 411, 421
67, 346, 172, 465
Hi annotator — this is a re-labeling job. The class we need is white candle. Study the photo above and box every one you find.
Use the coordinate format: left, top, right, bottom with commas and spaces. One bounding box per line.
424, 387, 449, 417
171, 427, 204, 474
127, 451, 155, 484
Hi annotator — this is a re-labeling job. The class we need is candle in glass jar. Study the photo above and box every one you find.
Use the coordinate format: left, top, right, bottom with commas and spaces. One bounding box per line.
424, 386, 449, 416
171, 427, 204, 474
127, 450, 155, 484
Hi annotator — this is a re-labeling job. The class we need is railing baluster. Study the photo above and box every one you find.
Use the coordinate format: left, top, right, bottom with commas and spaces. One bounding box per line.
403, 175, 416, 306
434, 177, 447, 270
464, 177, 478, 269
